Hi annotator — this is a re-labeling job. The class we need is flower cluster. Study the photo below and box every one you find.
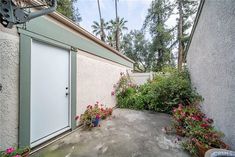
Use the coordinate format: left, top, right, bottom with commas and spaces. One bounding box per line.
75, 102, 113, 128
112, 72, 137, 96
0, 147, 30, 157
172, 104, 228, 156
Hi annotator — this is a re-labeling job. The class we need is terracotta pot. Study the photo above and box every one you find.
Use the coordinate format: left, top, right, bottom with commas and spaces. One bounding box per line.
195, 140, 228, 157
195, 140, 213, 157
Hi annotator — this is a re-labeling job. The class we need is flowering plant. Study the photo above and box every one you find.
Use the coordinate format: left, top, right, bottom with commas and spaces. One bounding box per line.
113, 72, 137, 96
100, 107, 113, 119
0, 147, 30, 157
172, 104, 228, 156
75, 102, 113, 128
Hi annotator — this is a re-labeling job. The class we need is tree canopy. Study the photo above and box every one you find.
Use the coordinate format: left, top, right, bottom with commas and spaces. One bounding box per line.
143, 0, 175, 71
121, 30, 154, 72
57, 0, 82, 23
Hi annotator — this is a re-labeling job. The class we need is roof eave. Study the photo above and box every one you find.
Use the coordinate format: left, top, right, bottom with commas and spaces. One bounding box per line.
184, 0, 205, 61
31, 0, 135, 64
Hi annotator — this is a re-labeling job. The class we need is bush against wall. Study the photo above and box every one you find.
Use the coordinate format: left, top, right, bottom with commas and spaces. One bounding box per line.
114, 68, 202, 114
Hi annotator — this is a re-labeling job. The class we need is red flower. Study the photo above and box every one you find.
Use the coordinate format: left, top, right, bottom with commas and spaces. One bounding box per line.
75, 115, 79, 120
191, 115, 201, 121
200, 123, 209, 128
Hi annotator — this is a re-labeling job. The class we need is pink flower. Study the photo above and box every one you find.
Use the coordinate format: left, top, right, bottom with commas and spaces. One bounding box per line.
96, 114, 100, 119
203, 118, 213, 123
192, 138, 197, 142
111, 91, 115, 96
5, 147, 15, 154
178, 104, 183, 110
13, 155, 21, 157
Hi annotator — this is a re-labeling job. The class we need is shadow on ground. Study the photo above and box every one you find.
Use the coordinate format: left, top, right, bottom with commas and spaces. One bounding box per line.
31, 109, 189, 157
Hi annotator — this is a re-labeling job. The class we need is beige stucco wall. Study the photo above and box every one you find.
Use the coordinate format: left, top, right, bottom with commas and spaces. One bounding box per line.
76, 50, 132, 117
0, 25, 19, 149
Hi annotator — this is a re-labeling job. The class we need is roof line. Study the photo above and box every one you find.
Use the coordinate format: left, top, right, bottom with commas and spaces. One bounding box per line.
31, 0, 135, 64
184, 0, 205, 61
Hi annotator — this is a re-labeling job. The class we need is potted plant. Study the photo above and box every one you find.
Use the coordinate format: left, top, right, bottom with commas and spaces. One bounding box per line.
92, 114, 101, 127
173, 104, 229, 157
192, 132, 229, 157
0, 147, 30, 157
76, 102, 113, 129
79, 104, 100, 128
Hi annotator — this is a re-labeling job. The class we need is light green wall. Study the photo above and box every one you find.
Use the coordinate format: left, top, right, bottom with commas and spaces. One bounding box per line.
19, 34, 31, 148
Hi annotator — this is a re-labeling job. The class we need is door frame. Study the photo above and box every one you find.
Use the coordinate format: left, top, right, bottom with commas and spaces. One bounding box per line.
19, 33, 77, 148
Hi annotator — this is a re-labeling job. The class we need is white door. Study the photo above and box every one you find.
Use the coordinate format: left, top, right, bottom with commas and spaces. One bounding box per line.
30, 40, 70, 146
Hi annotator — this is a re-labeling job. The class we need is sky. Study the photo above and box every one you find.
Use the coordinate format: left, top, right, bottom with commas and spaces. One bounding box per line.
75, 0, 157, 36
75, 0, 178, 40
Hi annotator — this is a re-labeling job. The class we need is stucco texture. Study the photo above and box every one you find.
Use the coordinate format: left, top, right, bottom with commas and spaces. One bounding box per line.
187, 0, 235, 149
0, 25, 19, 149
76, 50, 131, 117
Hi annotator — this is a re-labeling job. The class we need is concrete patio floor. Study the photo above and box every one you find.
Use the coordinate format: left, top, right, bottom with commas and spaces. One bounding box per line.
31, 109, 190, 157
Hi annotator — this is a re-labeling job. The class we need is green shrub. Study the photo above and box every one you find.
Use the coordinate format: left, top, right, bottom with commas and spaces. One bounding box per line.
146, 71, 201, 113
115, 69, 202, 114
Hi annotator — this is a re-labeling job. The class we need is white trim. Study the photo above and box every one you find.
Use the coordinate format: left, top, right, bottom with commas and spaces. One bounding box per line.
30, 127, 70, 147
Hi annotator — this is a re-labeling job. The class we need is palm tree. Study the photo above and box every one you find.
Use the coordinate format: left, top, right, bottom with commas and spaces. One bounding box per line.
107, 18, 128, 49
106, 34, 115, 47
91, 19, 108, 39
114, 0, 119, 50
108, 18, 128, 36
97, 0, 106, 41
